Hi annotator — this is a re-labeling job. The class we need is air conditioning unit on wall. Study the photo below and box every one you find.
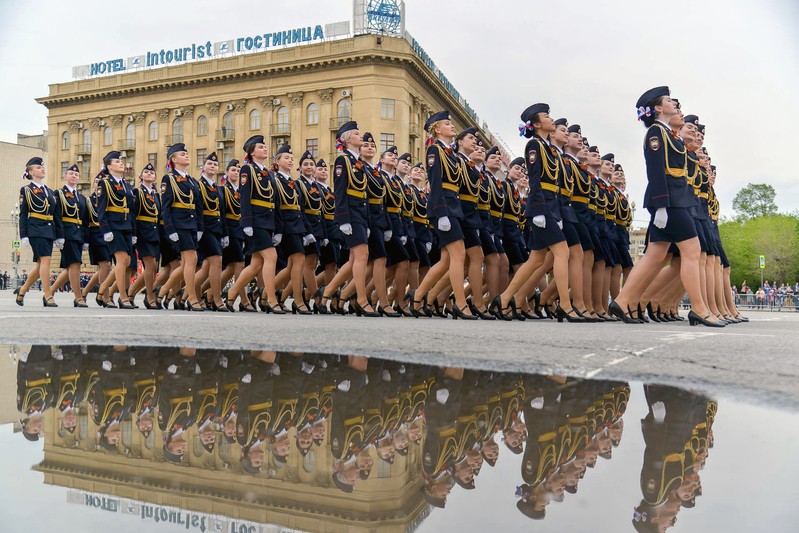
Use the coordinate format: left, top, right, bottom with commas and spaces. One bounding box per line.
341, 90, 351, 97
226, 104, 235, 111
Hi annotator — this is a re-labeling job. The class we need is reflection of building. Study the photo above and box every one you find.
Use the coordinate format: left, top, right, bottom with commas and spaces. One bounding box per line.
0, 345, 21, 426
629, 227, 647, 264
1, 135, 47, 275
37, 33, 510, 198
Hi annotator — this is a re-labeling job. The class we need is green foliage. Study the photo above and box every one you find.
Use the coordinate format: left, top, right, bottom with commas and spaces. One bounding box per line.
732, 183, 778, 220
720, 214, 799, 289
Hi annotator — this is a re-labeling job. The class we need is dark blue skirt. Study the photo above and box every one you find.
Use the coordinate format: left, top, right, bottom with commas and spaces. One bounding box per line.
222, 236, 246, 267
648, 207, 698, 244
320, 239, 341, 267
136, 239, 160, 260
342, 222, 369, 249
280, 233, 305, 257
563, 221, 581, 248
480, 229, 497, 255
108, 230, 133, 256
527, 216, 566, 251
247, 228, 274, 254
367, 226, 388, 261
433, 216, 465, 249
173, 229, 198, 253
29, 237, 53, 262
199, 232, 223, 258
386, 235, 410, 266
59, 240, 83, 268
89, 243, 111, 265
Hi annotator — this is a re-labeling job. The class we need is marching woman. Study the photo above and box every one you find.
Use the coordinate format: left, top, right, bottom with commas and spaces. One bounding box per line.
155, 143, 205, 311
500, 158, 528, 291
95, 150, 137, 309
80, 172, 113, 306
224, 135, 281, 313
379, 145, 409, 316
315, 159, 343, 287
15, 157, 58, 307
194, 152, 229, 312
126, 163, 162, 309
609, 86, 724, 327
483, 145, 506, 302
409, 162, 433, 291
272, 144, 313, 314
490, 103, 581, 322
408, 111, 477, 319
318, 121, 375, 317
49, 164, 89, 307
296, 150, 325, 310
217, 159, 252, 310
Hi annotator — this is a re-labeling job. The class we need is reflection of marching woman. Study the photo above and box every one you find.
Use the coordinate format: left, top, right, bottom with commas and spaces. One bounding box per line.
15, 157, 58, 307
609, 86, 724, 327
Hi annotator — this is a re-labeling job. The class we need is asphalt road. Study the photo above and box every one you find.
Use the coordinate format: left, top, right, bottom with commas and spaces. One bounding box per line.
1, 290, 796, 409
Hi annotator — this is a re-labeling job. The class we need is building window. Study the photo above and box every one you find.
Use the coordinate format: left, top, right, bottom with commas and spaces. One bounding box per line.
83, 129, 91, 146
306, 138, 319, 158
148, 121, 158, 141
61, 162, 69, 176
337, 99, 350, 120
172, 118, 183, 136
222, 145, 233, 167
277, 106, 289, 124
249, 109, 261, 130
197, 115, 208, 136
307, 103, 319, 125
223, 111, 234, 131
196, 149, 207, 168
61, 131, 70, 150
380, 98, 395, 119
103, 127, 112, 146
148, 153, 157, 168
125, 123, 135, 143
380, 133, 395, 154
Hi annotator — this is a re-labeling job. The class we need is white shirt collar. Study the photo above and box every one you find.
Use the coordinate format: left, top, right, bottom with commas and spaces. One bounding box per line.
175, 169, 187, 178
65, 184, 76, 194
347, 149, 360, 159
278, 171, 291, 180
656, 119, 673, 132
202, 174, 215, 186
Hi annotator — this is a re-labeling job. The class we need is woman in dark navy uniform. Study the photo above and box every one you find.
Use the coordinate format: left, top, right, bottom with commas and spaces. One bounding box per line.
501, 158, 528, 286
296, 150, 324, 310
610, 86, 723, 327
194, 152, 230, 312
218, 160, 250, 310
318, 121, 375, 316
378, 145, 408, 317
15, 157, 58, 307
490, 104, 581, 322
408, 163, 432, 295
155, 143, 205, 311
315, 159, 342, 286
483, 145, 506, 302
272, 144, 313, 314
95, 151, 137, 309
409, 111, 476, 319
80, 172, 113, 306
129, 163, 161, 309
49, 163, 88, 307
224, 135, 281, 313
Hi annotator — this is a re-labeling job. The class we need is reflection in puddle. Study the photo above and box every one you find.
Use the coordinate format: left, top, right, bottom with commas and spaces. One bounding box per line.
4, 344, 731, 532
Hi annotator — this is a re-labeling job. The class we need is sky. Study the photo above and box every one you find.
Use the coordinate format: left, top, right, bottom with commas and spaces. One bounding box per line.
1, 0, 797, 221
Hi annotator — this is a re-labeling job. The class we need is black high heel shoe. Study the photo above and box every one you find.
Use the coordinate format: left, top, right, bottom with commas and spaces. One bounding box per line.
291, 302, 313, 315
14, 288, 25, 307
734, 314, 749, 323
312, 285, 326, 314
543, 303, 555, 320
636, 303, 649, 323
143, 298, 158, 310
396, 303, 415, 318
223, 296, 236, 312
185, 300, 204, 312
42, 296, 58, 308
117, 298, 135, 310
556, 306, 587, 323
647, 303, 661, 323
239, 302, 258, 312
210, 301, 230, 313
353, 300, 380, 317
74, 299, 89, 308
532, 292, 546, 319
451, 303, 479, 320
468, 299, 496, 321
688, 310, 725, 327
608, 301, 642, 324
488, 295, 515, 321
379, 304, 402, 317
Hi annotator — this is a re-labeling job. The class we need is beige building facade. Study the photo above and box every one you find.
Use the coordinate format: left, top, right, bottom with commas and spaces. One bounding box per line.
37, 33, 509, 198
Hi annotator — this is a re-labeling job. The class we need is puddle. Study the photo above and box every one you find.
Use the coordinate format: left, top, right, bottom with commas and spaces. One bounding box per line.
1, 344, 796, 532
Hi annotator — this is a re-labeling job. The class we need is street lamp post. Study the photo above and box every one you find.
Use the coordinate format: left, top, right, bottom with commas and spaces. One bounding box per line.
10, 204, 20, 290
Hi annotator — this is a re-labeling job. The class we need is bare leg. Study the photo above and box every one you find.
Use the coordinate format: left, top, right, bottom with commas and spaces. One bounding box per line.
568, 244, 586, 311
466, 246, 485, 310
581, 250, 595, 313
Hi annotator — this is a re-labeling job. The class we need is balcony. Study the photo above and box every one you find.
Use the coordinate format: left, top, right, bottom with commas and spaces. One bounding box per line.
165, 134, 184, 147
216, 128, 235, 142
75, 143, 92, 156
270, 123, 291, 136
409, 122, 421, 139
329, 116, 351, 131
117, 139, 136, 151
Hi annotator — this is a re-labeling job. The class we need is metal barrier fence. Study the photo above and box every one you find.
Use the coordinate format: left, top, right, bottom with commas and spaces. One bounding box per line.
734, 292, 799, 311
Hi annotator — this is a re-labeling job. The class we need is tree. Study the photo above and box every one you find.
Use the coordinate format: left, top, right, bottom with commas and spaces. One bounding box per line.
719, 214, 799, 289
732, 183, 778, 220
